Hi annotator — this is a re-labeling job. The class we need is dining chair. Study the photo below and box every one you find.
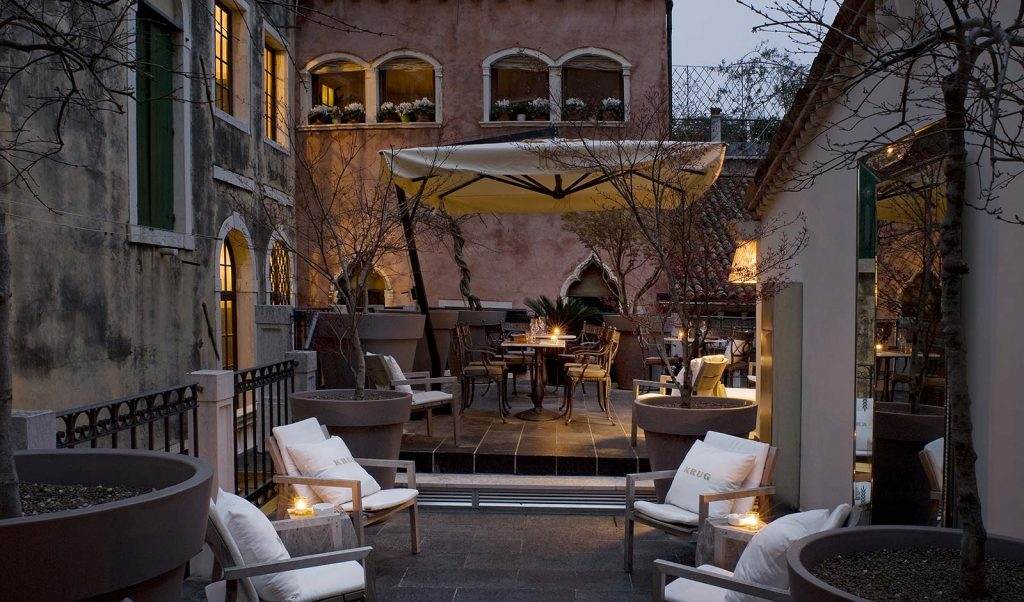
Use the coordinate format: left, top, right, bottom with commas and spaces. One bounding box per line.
451, 324, 510, 420
562, 329, 621, 423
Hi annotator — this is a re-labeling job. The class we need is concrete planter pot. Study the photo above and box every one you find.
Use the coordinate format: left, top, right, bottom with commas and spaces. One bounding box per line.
872, 402, 945, 525
311, 312, 426, 387
414, 309, 459, 373
290, 389, 412, 488
605, 314, 667, 390
0, 449, 212, 601
635, 395, 757, 501
787, 526, 1024, 601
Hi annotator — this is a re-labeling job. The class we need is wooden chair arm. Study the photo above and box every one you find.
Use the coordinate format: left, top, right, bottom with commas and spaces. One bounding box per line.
633, 378, 686, 393
653, 560, 791, 602
354, 458, 417, 489
627, 469, 678, 483
222, 546, 373, 580
698, 486, 776, 524
274, 475, 363, 491
405, 371, 430, 379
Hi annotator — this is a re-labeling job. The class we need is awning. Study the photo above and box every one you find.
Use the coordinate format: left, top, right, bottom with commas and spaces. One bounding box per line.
381, 139, 726, 215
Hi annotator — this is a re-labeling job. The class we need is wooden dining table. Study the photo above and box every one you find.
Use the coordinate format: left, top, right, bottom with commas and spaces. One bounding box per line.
502, 336, 574, 421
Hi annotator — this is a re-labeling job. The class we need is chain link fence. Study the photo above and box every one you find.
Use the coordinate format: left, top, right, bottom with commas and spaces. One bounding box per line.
671, 64, 805, 156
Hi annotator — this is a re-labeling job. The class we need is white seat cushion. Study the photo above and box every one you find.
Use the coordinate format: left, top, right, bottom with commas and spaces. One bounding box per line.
664, 564, 734, 602
342, 488, 418, 512
412, 390, 453, 405
213, 490, 300, 601
703, 432, 770, 515
665, 439, 756, 518
634, 501, 699, 525
924, 437, 944, 485
382, 355, 413, 394
290, 561, 366, 601
272, 418, 327, 500
287, 437, 381, 506
725, 509, 831, 602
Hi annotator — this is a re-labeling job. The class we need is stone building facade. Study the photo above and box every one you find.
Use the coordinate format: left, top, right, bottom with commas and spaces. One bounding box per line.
4, 0, 299, 410
291, 0, 672, 310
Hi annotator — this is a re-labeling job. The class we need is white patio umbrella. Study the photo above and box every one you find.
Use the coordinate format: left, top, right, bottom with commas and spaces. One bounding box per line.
381, 138, 726, 215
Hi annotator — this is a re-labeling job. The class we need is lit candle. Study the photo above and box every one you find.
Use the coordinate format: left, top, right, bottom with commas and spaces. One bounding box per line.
740, 512, 760, 529
875, 343, 883, 352
552, 327, 561, 337
289, 495, 314, 518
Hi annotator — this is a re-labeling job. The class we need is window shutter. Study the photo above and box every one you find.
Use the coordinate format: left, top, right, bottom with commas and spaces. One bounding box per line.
136, 9, 176, 231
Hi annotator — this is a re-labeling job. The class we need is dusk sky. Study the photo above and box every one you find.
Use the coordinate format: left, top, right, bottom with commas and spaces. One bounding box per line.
671, 0, 830, 66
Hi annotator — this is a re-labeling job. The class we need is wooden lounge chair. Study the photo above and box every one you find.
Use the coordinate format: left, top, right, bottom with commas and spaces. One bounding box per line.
205, 491, 374, 602
365, 353, 461, 445
268, 418, 420, 553
919, 437, 944, 525
653, 505, 861, 602
624, 431, 777, 573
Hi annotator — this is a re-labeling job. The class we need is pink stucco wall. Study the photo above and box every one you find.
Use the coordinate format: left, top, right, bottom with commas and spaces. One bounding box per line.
293, 0, 668, 308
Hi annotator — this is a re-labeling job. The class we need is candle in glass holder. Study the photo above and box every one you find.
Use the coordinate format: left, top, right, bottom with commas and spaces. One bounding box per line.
738, 511, 760, 529
288, 495, 314, 519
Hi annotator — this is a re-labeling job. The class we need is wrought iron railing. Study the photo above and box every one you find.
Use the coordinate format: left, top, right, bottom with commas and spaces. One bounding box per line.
55, 383, 200, 456
233, 359, 296, 506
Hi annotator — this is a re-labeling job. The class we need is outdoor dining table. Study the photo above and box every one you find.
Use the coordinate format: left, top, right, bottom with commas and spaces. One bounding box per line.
502, 335, 574, 421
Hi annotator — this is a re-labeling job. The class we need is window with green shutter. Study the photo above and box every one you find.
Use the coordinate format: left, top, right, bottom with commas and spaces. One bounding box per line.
136, 6, 176, 231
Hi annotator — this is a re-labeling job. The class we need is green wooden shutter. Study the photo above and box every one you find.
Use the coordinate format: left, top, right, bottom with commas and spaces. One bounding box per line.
136, 9, 175, 231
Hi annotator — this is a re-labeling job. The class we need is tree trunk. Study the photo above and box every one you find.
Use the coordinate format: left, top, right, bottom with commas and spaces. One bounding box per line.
941, 72, 987, 599
0, 200, 22, 518
448, 217, 482, 311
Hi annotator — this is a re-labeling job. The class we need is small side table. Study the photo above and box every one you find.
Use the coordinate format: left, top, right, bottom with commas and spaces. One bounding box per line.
274, 512, 358, 557
695, 518, 763, 571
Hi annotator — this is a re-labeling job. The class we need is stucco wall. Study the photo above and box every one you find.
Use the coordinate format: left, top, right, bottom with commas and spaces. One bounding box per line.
3, 1, 296, 411
292, 0, 669, 309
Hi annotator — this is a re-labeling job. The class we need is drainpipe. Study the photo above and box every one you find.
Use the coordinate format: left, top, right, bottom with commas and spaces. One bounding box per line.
666, 0, 674, 129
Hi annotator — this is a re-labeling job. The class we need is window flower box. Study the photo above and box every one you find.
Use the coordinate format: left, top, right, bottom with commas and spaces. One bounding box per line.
563, 98, 588, 121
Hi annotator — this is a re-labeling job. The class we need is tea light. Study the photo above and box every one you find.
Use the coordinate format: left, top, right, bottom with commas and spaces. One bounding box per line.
288, 495, 315, 519
738, 512, 761, 529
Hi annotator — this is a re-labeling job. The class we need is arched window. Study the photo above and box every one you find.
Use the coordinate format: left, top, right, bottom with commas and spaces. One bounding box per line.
566, 262, 616, 312
220, 239, 238, 369
377, 57, 436, 121
367, 270, 387, 306
561, 54, 626, 121
311, 60, 365, 109
268, 240, 291, 305
490, 54, 550, 121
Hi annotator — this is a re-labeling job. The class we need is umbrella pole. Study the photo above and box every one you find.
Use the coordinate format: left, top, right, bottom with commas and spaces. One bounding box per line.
397, 185, 442, 377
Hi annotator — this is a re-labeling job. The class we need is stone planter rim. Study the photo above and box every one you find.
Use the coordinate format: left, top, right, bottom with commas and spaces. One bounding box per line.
291, 388, 412, 427
786, 526, 1024, 602
1, 448, 211, 526
634, 394, 757, 436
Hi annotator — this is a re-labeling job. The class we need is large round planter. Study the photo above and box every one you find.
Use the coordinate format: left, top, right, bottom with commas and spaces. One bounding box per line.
290, 389, 412, 488
0, 449, 212, 601
311, 312, 426, 388
414, 309, 459, 374
787, 526, 1024, 601
872, 402, 945, 525
635, 395, 757, 501
605, 315, 667, 390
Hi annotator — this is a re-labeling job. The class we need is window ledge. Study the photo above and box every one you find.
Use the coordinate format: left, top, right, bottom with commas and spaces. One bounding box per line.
129, 225, 196, 251
263, 138, 291, 155
554, 120, 626, 128
479, 120, 555, 128
214, 108, 251, 134
297, 122, 443, 132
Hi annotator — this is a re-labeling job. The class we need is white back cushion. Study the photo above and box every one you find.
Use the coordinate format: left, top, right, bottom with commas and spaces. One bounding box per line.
288, 436, 382, 506
272, 418, 327, 500
703, 431, 770, 515
724, 508, 831, 602
823, 503, 853, 530
214, 489, 300, 601
924, 437, 944, 486
382, 355, 413, 394
665, 439, 756, 517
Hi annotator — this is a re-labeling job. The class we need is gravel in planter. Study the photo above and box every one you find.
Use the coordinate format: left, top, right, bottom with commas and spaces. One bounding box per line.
19, 483, 153, 516
642, 396, 748, 410
812, 546, 1024, 600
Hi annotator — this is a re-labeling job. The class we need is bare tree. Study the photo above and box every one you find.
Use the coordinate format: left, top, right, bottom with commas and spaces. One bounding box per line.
549, 91, 807, 405
561, 209, 662, 315
742, 0, 1024, 595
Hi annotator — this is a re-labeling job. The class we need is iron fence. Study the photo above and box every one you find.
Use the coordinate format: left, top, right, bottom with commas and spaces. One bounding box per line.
55, 383, 200, 456
671, 64, 804, 155
233, 359, 296, 506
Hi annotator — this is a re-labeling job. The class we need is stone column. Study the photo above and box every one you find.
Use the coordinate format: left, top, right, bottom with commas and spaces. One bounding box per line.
191, 369, 236, 498
11, 409, 56, 450
287, 350, 318, 393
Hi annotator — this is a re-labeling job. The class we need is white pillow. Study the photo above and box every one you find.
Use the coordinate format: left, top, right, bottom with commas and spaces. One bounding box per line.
665, 439, 756, 517
214, 490, 300, 601
703, 431, 770, 515
272, 418, 327, 501
287, 436, 381, 506
383, 355, 413, 394
724, 508, 831, 602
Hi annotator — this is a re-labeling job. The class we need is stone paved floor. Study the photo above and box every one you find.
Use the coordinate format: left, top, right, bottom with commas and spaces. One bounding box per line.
401, 383, 654, 477
184, 508, 695, 601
